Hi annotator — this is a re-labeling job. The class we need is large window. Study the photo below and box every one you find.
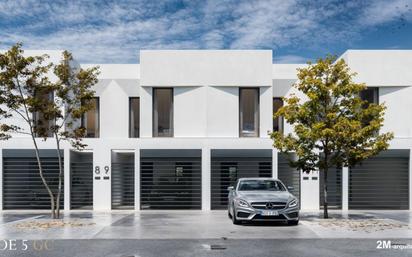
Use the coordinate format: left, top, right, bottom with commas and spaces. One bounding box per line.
81, 97, 99, 138
33, 91, 54, 137
239, 88, 259, 137
153, 88, 173, 137
129, 97, 140, 138
273, 97, 283, 133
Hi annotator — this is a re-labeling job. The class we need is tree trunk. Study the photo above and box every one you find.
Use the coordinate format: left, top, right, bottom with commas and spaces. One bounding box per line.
55, 132, 63, 219
31, 136, 56, 219
323, 166, 328, 219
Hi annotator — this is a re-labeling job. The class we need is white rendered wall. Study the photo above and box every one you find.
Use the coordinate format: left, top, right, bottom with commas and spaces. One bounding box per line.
342, 50, 412, 86
140, 50, 272, 87
206, 87, 239, 137
174, 87, 207, 137
380, 86, 412, 138
100, 80, 130, 138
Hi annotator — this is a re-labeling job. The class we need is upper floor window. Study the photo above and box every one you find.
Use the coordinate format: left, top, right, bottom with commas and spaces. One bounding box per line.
273, 97, 283, 133
129, 97, 140, 138
33, 91, 54, 137
153, 88, 173, 137
360, 87, 379, 105
81, 97, 99, 138
239, 88, 259, 137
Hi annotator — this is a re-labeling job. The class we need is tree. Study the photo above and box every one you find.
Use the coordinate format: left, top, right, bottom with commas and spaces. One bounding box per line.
0, 43, 99, 218
270, 56, 393, 218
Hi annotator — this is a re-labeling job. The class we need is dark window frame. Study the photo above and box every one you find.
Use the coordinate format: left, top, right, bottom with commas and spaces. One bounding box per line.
153, 88, 174, 137
129, 97, 140, 138
33, 91, 55, 138
81, 97, 100, 138
273, 97, 284, 133
239, 87, 260, 137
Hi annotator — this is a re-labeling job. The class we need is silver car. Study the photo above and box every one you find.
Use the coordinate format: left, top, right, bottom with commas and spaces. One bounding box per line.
228, 178, 299, 225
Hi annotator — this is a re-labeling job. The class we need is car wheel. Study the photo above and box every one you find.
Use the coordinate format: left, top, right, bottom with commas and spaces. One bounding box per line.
287, 220, 299, 226
232, 206, 241, 225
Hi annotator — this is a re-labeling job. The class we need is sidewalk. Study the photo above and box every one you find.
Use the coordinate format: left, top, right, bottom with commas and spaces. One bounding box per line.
0, 210, 411, 240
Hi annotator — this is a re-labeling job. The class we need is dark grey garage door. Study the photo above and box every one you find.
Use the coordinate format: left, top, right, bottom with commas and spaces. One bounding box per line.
319, 167, 342, 209
3, 149, 64, 210
70, 151, 93, 210
349, 150, 409, 210
112, 152, 135, 210
278, 153, 300, 201
140, 150, 201, 210
211, 150, 272, 209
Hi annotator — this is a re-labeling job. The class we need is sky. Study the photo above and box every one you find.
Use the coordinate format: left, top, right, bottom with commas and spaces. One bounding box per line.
0, 0, 411, 64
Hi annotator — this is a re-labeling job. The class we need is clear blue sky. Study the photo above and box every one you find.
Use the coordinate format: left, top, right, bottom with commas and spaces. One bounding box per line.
1, 0, 411, 63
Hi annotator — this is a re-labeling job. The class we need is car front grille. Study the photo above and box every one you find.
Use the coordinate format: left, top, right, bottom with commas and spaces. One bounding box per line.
252, 214, 287, 221
250, 202, 287, 210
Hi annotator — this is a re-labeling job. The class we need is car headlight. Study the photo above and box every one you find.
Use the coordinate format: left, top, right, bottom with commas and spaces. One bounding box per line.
288, 199, 298, 208
236, 199, 249, 207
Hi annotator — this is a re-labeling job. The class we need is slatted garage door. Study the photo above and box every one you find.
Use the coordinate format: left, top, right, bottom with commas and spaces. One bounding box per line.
112, 152, 135, 209
211, 150, 272, 209
320, 167, 342, 209
278, 153, 300, 201
2, 149, 64, 210
140, 150, 201, 210
349, 150, 409, 210
70, 151, 93, 210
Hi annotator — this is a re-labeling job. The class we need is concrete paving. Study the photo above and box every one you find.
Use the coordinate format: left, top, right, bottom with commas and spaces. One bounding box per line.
1, 239, 412, 257
0, 210, 411, 240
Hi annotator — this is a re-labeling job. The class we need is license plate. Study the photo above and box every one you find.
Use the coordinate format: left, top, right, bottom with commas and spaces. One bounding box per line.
261, 210, 278, 216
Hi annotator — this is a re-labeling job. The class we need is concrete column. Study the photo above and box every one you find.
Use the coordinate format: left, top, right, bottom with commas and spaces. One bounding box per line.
342, 166, 349, 211
93, 146, 111, 210
202, 147, 211, 211
64, 148, 70, 211
0, 149, 3, 210
410, 149, 412, 210
135, 148, 140, 211
272, 149, 278, 179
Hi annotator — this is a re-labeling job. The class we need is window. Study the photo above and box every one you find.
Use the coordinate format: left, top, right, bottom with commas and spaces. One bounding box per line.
81, 97, 99, 138
129, 97, 140, 138
153, 88, 173, 137
33, 91, 54, 137
360, 87, 379, 129
360, 87, 379, 105
239, 88, 259, 137
273, 97, 283, 133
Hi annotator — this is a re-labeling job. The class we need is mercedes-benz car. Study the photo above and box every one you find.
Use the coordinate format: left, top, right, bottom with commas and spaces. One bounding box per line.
228, 178, 299, 225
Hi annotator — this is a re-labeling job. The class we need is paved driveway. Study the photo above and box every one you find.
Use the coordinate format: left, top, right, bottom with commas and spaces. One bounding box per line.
0, 210, 411, 240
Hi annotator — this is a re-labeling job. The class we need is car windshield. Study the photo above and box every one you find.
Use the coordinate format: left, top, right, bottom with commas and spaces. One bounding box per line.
237, 180, 286, 191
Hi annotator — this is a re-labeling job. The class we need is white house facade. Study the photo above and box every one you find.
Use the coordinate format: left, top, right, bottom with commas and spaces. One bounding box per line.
0, 50, 411, 212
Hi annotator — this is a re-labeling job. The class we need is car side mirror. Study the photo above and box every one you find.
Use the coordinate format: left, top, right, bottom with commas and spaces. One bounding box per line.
227, 186, 234, 191
287, 186, 294, 191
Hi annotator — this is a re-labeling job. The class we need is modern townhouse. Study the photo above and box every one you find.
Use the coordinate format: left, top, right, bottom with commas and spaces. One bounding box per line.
0, 50, 411, 212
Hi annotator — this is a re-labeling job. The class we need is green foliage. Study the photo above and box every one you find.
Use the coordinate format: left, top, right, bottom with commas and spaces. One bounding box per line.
271, 55, 393, 173
0, 44, 100, 149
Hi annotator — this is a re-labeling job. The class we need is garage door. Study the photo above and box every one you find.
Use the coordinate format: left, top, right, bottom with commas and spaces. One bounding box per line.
3, 149, 64, 210
278, 153, 300, 201
140, 150, 201, 210
211, 150, 272, 209
70, 152, 93, 210
349, 150, 409, 210
112, 152, 135, 210
319, 167, 342, 209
